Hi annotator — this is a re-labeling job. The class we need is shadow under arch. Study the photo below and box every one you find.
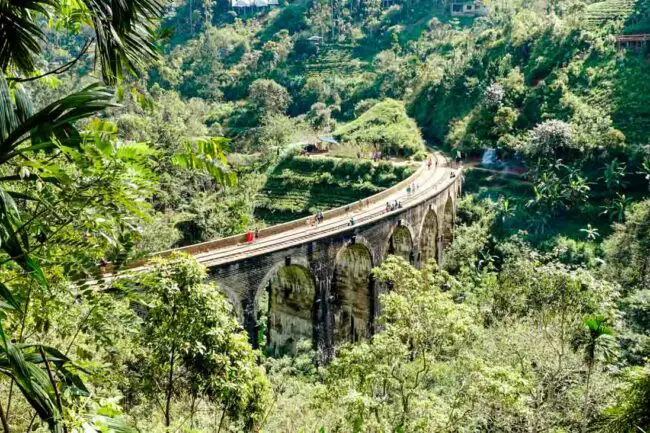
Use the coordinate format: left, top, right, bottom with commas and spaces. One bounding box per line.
441, 195, 454, 253
332, 242, 374, 345
418, 206, 439, 267
385, 222, 415, 264
254, 261, 316, 356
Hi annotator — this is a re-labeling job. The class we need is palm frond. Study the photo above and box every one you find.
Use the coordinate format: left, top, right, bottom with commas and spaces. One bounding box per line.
0, 281, 20, 312
0, 0, 57, 74
0, 187, 46, 285
13, 84, 34, 122
0, 71, 18, 141
80, 0, 163, 83
0, 321, 64, 432
2, 0, 162, 84
0, 77, 116, 164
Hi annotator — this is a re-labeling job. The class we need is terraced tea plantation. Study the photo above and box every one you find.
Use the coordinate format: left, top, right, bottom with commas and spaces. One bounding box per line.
254, 156, 416, 225
304, 45, 368, 79
585, 0, 650, 33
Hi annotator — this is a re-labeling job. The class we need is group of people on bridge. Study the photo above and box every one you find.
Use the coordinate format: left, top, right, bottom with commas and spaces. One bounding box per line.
386, 200, 403, 213
307, 211, 325, 227
407, 182, 420, 195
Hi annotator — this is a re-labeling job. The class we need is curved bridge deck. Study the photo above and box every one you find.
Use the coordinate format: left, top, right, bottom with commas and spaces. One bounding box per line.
129, 152, 459, 270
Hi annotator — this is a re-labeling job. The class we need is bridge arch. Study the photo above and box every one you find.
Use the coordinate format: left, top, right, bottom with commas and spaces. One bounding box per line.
332, 242, 374, 345
254, 259, 316, 355
418, 206, 439, 266
441, 195, 454, 253
385, 222, 415, 264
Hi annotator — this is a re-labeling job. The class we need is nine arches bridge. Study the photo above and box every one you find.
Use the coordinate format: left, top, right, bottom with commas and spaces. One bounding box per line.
123, 152, 463, 357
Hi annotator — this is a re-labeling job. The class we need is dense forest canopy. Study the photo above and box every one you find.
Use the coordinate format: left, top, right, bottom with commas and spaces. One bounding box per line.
0, 0, 649, 431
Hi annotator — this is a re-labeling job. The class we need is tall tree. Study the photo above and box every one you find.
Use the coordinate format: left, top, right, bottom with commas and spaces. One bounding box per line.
130, 254, 270, 430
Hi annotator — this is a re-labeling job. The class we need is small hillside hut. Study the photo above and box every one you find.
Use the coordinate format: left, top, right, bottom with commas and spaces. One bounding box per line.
450, 0, 488, 16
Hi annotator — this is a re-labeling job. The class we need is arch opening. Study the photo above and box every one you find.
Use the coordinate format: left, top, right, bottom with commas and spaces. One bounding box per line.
441, 197, 454, 251
333, 243, 373, 345
387, 225, 414, 263
256, 264, 316, 355
419, 208, 438, 266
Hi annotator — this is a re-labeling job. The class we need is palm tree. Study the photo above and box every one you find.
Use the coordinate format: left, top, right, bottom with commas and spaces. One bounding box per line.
573, 315, 615, 416
602, 193, 631, 222
601, 158, 626, 195
637, 156, 650, 193
580, 224, 600, 242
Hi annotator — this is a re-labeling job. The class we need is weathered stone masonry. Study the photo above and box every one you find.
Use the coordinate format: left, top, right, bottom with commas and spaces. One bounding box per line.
207, 175, 462, 357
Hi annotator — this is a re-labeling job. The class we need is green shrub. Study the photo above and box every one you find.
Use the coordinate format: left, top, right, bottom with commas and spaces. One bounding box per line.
334, 99, 425, 156
413, 150, 427, 161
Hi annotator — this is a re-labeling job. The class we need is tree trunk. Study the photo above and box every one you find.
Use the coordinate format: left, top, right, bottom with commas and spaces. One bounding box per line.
583, 362, 593, 429
190, 394, 196, 429
164, 344, 176, 427
217, 404, 227, 433
642, 254, 649, 290
40, 347, 67, 433
558, 288, 567, 371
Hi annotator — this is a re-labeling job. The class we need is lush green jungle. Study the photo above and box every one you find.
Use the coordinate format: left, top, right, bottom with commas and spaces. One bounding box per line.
1, 0, 650, 431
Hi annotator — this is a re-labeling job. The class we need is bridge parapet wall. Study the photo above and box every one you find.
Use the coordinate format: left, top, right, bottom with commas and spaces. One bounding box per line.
148, 156, 442, 259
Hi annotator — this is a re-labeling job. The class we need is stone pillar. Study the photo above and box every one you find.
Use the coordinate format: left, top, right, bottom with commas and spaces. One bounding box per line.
243, 297, 258, 349
318, 275, 333, 363
310, 260, 333, 364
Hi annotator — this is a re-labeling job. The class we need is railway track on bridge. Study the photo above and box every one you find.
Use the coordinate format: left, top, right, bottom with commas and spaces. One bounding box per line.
196, 156, 457, 266
107, 152, 461, 277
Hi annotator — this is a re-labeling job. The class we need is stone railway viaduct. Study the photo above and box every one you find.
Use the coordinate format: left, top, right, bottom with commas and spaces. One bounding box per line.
147, 154, 463, 357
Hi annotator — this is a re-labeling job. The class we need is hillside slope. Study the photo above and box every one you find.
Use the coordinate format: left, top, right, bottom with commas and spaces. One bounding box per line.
254, 156, 415, 224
